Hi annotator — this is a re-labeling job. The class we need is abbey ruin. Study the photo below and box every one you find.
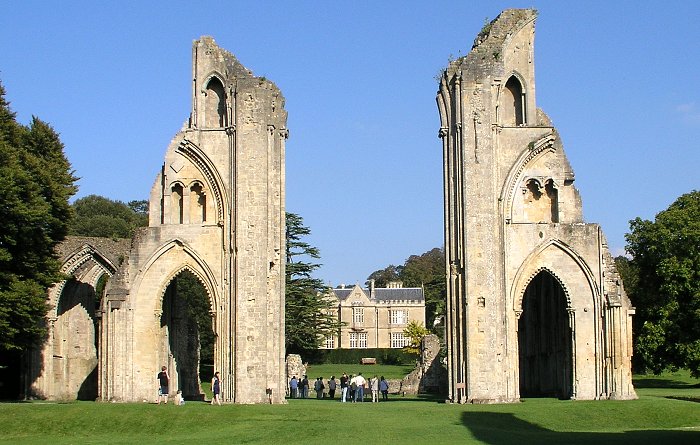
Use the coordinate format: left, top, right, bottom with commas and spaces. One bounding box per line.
28, 37, 288, 404
23, 9, 635, 404
438, 9, 636, 402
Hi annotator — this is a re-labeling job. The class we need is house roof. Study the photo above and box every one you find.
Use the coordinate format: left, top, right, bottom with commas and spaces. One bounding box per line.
330, 285, 424, 303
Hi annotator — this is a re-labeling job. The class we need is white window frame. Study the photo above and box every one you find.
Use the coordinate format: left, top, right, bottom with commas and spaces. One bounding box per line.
352, 307, 364, 324
358, 332, 367, 348
391, 332, 409, 348
390, 309, 408, 325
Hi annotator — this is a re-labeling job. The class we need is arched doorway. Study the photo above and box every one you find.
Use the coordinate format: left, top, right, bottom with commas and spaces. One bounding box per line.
159, 270, 214, 400
52, 272, 108, 400
518, 270, 572, 398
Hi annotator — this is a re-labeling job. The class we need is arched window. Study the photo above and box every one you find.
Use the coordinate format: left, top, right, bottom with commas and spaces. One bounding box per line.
190, 182, 206, 224
204, 77, 227, 128
171, 183, 184, 224
522, 178, 558, 223
501, 76, 524, 126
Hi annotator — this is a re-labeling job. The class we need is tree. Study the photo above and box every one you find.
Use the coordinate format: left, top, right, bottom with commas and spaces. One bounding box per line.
70, 195, 148, 239
400, 248, 446, 330
402, 320, 430, 355
0, 81, 78, 352
625, 190, 700, 376
365, 265, 401, 288
285, 212, 340, 354
367, 247, 447, 332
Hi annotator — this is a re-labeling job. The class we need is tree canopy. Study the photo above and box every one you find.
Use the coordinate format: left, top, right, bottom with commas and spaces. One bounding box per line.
624, 190, 700, 377
0, 81, 78, 351
285, 212, 339, 354
367, 247, 446, 332
69, 195, 148, 239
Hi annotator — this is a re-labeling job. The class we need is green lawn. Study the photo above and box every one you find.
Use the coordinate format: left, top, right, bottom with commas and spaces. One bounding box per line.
0, 371, 697, 444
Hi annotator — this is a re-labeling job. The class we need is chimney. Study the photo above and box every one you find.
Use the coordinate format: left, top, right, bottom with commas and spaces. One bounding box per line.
370, 279, 375, 297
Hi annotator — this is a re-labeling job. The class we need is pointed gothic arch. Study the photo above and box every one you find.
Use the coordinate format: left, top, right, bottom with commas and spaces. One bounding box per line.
203, 75, 227, 128
500, 73, 526, 126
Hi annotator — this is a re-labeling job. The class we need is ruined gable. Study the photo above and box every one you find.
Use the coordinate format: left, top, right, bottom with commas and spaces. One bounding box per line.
438, 9, 636, 403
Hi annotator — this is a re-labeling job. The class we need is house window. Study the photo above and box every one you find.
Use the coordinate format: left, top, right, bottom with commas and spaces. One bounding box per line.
390, 309, 408, 325
323, 336, 335, 349
391, 332, 409, 349
358, 332, 367, 348
349, 332, 367, 349
352, 307, 364, 324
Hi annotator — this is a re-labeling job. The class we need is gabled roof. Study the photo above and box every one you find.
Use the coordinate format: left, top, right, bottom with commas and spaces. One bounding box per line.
330, 285, 424, 303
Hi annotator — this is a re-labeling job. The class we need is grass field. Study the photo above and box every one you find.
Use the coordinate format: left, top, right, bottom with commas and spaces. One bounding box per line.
0, 371, 697, 444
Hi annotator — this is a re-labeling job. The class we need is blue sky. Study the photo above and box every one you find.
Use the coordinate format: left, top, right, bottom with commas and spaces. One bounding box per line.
2, 1, 698, 286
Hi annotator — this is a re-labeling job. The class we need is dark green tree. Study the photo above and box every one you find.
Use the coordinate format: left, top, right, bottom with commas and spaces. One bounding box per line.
70, 195, 148, 239
625, 190, 700, 376
366, 265, 401, 288
285, 212, 339, 354
0, 82, 78, 352
399, 247, 446, 330
368, 248, 446, 332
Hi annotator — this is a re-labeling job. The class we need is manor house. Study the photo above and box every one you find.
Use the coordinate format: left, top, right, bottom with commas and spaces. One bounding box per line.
323, 281, 425, 349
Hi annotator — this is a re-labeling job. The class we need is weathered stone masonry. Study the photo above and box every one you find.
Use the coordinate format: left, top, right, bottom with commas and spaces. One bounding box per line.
438, 9, 636, 403
30, 37, 287, 404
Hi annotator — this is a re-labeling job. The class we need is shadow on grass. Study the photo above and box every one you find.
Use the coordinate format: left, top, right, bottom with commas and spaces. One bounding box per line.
632, 378, 700, 389
461, 411, 699, 445
287, 393, 444, 403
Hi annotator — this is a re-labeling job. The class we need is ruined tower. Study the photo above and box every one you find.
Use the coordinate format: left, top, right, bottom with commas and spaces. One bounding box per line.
32, 37, 288, 403
437, 10, 636, 402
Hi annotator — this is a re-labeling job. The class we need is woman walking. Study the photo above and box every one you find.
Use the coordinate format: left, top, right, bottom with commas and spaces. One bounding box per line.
211, 371, 222, 405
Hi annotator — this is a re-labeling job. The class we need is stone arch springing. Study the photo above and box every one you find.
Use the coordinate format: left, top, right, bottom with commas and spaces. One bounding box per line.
204, 76, 227, 128
501, 74, 526, 126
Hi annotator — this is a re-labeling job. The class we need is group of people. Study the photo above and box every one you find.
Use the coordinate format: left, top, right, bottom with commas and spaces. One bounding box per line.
289, 373, 390, 402
156, 366, 222, 405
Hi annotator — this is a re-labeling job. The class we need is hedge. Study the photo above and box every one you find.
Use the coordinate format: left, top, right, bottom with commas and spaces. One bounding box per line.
301, 348, 418, 365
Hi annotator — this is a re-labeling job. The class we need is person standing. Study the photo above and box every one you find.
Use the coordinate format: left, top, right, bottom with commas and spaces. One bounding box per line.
211, 371, 222, 405
328, 375, 337, 399
340, 373, 349, 402
289, 375, 298, 398
354, 373, 366, 402
314, 377, 325, 399
301, 375, 309, 399
349, 374, 357, 402
157, 366, 169, 404
379, 376, 389, 401
370, 375, 379, 403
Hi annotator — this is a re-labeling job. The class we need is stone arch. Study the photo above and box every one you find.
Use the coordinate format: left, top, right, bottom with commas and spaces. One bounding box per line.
189, 181, 207, 224
517, 269, 572, 398
176, 139, 227, 224
511, 239, 601, 399
170, 182, 185, 224
47, 244, 118, 400
500, 132, 557, 224
512, 239, 598, 314
128, 238, 220, 401
203, 74, 227, 128
132, 239, 219, 313
520, 177, 559, 223
500, 73, 526, 126
158, 265, 216, 399
50, 244, 118, 316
